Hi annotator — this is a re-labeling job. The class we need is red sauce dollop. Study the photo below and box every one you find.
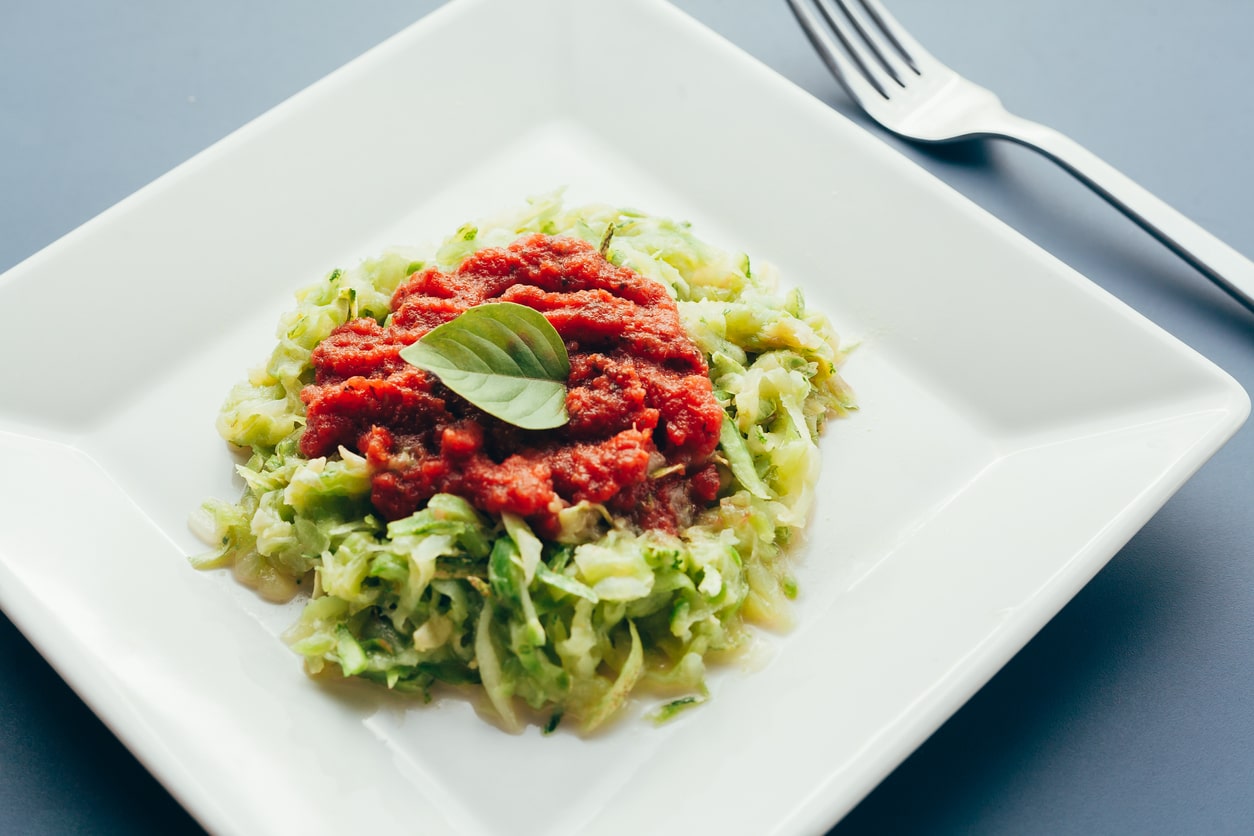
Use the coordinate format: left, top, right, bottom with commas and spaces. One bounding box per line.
299, 234, 725, 536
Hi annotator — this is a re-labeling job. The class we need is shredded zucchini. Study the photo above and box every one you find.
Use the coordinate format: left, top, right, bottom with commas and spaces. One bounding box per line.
192, 193, 854, 732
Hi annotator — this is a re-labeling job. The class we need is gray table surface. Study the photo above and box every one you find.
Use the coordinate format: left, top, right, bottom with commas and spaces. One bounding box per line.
3, 1, 1252, 833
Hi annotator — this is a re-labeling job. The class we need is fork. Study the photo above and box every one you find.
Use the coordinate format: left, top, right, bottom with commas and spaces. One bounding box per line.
787, 0, 1254, 314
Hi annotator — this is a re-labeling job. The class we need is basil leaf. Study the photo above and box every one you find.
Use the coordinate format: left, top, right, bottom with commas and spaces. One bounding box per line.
399, 301, 570, 430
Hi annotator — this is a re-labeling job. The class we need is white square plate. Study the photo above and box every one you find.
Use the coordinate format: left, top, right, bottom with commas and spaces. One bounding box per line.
0, 1, 1246, 833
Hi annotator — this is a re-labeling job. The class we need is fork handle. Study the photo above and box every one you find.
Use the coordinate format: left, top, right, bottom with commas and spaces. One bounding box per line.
1000, 115, 1254, 314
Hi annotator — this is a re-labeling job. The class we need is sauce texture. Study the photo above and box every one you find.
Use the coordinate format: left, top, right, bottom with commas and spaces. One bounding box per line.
300, 234, 725, 535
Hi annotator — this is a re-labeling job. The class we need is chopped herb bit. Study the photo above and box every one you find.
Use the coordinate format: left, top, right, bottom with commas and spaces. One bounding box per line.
599, 222, 616, 256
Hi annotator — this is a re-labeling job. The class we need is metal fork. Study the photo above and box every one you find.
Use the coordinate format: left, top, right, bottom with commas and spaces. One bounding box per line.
787, 0, 1254, 314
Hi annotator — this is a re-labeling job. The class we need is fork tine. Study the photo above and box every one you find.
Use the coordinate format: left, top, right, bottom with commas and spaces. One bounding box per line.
786, 0, 890, 103
831, 0, 910, 86
853, 0, 935, 73
812, 0, 899, 96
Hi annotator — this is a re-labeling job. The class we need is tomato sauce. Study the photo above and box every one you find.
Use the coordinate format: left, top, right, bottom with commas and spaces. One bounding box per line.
300, 234, 725, 536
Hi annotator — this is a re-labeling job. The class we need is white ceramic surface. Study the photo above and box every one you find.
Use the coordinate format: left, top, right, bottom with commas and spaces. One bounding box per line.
0, 0, 1246, 834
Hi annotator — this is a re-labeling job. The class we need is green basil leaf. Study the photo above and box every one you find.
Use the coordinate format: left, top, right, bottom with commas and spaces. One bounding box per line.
399, 301, 570, 430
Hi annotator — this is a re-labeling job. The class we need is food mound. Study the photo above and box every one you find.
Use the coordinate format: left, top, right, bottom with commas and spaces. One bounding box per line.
300, 234, 725, 536
192, 196, 854, 733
